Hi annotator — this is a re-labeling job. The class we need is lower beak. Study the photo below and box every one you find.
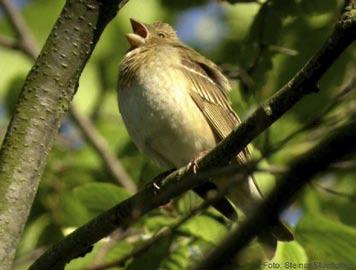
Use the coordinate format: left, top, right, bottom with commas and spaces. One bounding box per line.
125, 33, 146, 48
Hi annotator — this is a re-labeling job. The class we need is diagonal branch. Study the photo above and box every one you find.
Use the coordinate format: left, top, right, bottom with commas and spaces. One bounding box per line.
193, 118, 356, 269
29, 5, 356, 270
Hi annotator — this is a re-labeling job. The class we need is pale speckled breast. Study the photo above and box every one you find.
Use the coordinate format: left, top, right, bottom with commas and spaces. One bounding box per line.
118, 45, 217, 168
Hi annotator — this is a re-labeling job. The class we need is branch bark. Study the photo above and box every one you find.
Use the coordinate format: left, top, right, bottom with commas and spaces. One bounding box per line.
0, 0, 129, 269
29, 5, 356, 270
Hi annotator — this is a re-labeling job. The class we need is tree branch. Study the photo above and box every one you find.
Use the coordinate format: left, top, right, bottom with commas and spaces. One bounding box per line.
86, 186, 229, 270
85, 171, 251, 270
193, 118, 356, 269
0, 1, 129, 269
0, 0, 136, 190
29, 5, 355, 270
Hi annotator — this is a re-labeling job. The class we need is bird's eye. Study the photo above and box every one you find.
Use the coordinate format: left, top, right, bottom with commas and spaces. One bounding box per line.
157, 32, 167, 38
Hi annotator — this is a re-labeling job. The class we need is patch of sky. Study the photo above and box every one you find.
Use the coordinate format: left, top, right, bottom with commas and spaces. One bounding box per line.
59, 119, 85, 150
175, 1, 228, 51
281, 207, 304, 227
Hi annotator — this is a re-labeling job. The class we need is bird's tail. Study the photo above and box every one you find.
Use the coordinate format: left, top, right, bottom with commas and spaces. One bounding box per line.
220, 175, 294, 258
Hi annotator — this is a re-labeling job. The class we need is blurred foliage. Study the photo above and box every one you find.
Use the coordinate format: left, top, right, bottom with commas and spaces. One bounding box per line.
0, 0, 355, 269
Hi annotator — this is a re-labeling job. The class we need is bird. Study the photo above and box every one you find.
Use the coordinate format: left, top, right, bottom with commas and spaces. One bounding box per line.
117, 18, 293, 256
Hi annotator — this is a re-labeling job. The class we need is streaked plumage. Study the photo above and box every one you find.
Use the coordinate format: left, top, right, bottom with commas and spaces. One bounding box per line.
118, 19, 293, 256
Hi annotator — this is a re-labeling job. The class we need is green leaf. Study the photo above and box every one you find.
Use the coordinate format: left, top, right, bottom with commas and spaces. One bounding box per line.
65, 243, 102, 270
145, 215, 178, 232
296, 213, 356, 263
3, 74, 25, 116
179, 215, 228, 244
16, 214, 51, 256
74, 183, 132, 215
59, 193, 91, 227
176, 191, 203, 215
127, 238, 173, 270
267, 241, 308, 269
159, 241, 189, 270
105, 241, 134, 265
65, 241, 133, 270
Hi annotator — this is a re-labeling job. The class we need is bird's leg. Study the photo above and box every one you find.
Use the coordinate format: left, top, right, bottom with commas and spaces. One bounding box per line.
186, 150, 209, 174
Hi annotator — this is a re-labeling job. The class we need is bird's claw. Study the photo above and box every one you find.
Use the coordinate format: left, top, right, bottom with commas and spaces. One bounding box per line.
187, 159, 199, 174
186, 151, 208, 174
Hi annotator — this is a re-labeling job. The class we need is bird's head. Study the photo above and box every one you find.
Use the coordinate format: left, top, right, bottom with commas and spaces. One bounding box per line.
125, 18, 179, 49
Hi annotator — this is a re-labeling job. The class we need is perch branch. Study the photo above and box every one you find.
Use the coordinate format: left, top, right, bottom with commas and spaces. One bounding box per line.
194, 119, 356, 269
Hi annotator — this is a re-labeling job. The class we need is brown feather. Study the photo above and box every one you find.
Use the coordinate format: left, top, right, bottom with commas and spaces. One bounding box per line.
174, 44, 251, 162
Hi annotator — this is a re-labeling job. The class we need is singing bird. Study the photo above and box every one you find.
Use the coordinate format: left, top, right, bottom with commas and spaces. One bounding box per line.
117, 19, 293, 255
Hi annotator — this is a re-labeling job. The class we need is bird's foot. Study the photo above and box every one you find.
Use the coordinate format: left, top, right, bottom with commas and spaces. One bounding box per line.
186, 160, 199, 174
186, 150, 209, 174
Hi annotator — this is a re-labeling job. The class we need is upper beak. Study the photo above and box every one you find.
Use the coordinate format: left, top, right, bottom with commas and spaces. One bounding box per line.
126, 18, 148, 48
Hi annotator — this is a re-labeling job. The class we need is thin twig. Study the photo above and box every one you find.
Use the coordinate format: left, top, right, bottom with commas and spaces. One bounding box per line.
329, 160, 356, 171
268, 44, 298, 56
13, 246, 46, 268
261, 73, 356, 159
0, 34, 18, 50
243, 73, 356, 173
0, 0, 39, 58
90, 229, 126, 268
246, 0, 270, 76
70, 106, 136, 192
312, 182, 356, 201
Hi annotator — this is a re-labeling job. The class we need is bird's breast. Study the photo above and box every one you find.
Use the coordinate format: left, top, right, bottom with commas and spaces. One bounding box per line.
118, 57, 217, 168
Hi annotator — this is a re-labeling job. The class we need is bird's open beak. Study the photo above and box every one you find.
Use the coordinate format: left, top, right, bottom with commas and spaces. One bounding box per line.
126, 18, 148, 48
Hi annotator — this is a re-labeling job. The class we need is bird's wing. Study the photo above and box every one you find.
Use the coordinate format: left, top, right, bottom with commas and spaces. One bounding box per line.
174, 45, 294, 244
174, 44, 249, 163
